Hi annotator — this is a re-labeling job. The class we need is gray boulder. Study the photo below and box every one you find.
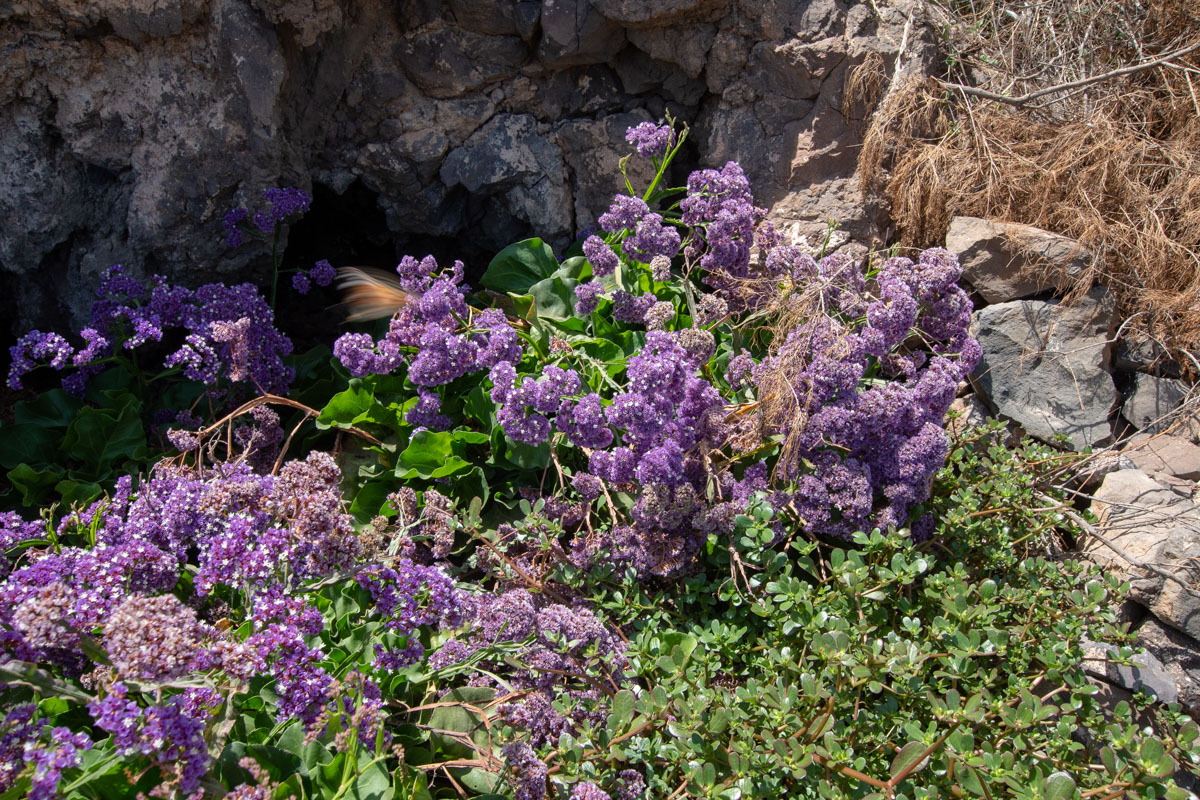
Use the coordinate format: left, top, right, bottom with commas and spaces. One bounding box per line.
1136, 616, 1200, 712
1087, 469, 1200, 640
1081, 637, 1179, 704
972, 288, 1116, 450
945, 216, 1091, 304
1125, 432, 1200, 483
1124, 373, 1197, 437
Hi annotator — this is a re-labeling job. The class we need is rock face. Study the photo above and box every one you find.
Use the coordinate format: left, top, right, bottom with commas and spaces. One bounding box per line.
972, 288, 1116, 450
0, 0, 934, 334
1125, 433, 1200, 483
1087, 469, 1200, 640
1124, 373, 1195, 436
945, 216, 1091, 304
1135, 617, 1200, 713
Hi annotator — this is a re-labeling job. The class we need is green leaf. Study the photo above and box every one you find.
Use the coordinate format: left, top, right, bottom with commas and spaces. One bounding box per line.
396, 430, 454, 478
555, 255, 592, 281
481, 238, 560, 294
7, 463, 65, 506
38, 696, 70, 717
1044, 771, 1076, 799
60, 403, 145, 471
463, 387, 495, 431
0, 423, 61, 470
451, 767, 500, 795
889, 741, 929, 780
317, 381, 375, 429
56, 477, 103, 509
504, 436, 549, 470
349, 751, 393, 800
528, 276, 581, 324
609, 690, 636, 732
13, 389, 83, 427
428, 687, 495, 760
349, 479, 395, 522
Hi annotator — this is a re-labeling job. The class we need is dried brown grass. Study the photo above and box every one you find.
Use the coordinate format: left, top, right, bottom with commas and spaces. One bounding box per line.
856, 0, 1200, 359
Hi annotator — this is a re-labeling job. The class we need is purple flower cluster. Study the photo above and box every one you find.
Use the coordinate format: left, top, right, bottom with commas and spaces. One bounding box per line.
492, 365, 583, 446
574, 281, 605, 316
224, 186, 311, 246
430, 589, 628, 748
0, 511, 43, 578
572, 782, 613, 800
8, 266, 294, 395
753, 248, 980, 537
333, 256, 522, 387
502, 741, 548, 800
247, 588, 330, 725
0, 706, 93, 800
292, 259, 337, 295
1, 540, 177, 666
595, 193, 680, 265
625, 121, 674, 158
356, 558, 465, 669
680, 162, 764, 279
88, 683, 211, 795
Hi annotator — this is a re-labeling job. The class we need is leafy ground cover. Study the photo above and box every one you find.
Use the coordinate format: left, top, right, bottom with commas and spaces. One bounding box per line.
1, 120, 1198, 800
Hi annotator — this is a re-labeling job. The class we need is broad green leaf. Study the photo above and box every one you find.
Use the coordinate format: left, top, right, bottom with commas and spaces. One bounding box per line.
0, 423, 61, 470
7, 463, 64, 506
609, 690, 636, 732
1044, 771, 1076, 799
396, 431, 457, 478
13, 389, 83, 427
463, 387, 495, 430
349, 751, 393, 800
528, 276, 580, 323
317, 381, 375, 429
555, 255, 592, 281
481, 238, 560, 294
452, 767, 500, 795
349, 479, 395, 522
57, 477, 103, 509
889, 741, 929, 780
428, 687, 495, 759
60, 402, 145, 471
503, 435, 549, 470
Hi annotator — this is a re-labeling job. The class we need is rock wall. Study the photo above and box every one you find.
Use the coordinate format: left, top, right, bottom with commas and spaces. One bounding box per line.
0, 0, 932, 334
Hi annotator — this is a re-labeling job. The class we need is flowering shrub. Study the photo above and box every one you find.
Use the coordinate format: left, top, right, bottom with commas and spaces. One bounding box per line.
2, 120, 1198, 799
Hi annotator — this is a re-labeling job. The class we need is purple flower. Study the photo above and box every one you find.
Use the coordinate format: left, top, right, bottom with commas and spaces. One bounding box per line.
264, 187, 311, 219
574, 282, 605, 316
26, 727, 91, 800
625, 121, 674, 158
72, 328, 109, 367
621, 213, 681, 263
103, 593, 210, 681
223, 208, 248, 247
612, 291, 655, 324
571, 472, 604, 500
634, 439, 685, 485
7, 331, 74, 390
582, 236, 620, 277
406, 389, 451, 431
292, 272, 312, 294
310, 259, 336, 286
88, 685, 210, 794
572, 781, 613, 800
557, 394, 613, 449
502, 741, 547, 800
333, 333, 383, 377
598, 195, 650, 233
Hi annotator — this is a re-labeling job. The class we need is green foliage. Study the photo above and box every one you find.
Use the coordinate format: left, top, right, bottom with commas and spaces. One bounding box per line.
532, 429, 1200, 799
